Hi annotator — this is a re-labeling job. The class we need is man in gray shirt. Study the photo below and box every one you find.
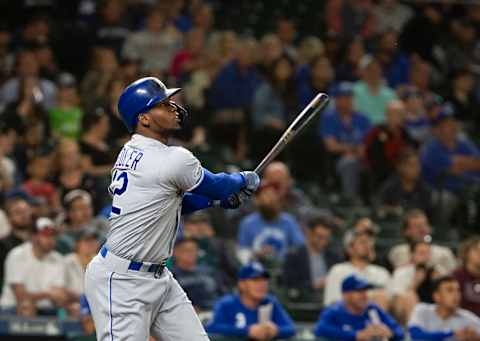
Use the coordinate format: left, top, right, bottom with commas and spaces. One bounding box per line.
408, 275, 480, 340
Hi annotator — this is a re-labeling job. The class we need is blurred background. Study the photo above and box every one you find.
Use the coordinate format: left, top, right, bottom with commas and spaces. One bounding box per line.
1, 0, 480, 340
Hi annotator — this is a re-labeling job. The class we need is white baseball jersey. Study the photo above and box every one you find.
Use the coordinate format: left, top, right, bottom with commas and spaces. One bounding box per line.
105, 134, 203, 263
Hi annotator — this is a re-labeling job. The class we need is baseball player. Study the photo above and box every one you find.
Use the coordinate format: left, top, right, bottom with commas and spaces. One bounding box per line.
84, 77, 260, 341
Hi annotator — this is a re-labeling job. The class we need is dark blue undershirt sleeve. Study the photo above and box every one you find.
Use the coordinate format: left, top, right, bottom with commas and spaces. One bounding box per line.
181, 193, 212, 215
191, 168, 245, 200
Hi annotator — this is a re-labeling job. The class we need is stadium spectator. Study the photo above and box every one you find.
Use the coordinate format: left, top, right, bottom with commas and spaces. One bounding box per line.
252, 55, 297, 160
421, 108, 480, 194
0, 217, 67, 316
80, 109, 115, 178
80, 47, 119, 111
0, 123, 17, 193
315, 274, 404, 341
375, 30, 410, 88
53, 138, 97, 209
182, 212, 238, 291
408, 275, 480, 341
376, 149, 433, 217
237, 184, 304, 265
296, 55, 334, 108
320, 81, 371, 201
207, 37, 260, 159
324, 229, 391, 308
172, 237, 222, 311
22, 150, 60, 214
275, 18, 297, 60
391, 239, 446, 324
445, 69, 477, 128
32, 42, 59, 81
56, 190, 107, 254
335, 37, 366, 83
283, 214, 341, 296
296, 36, 324, 71
353, 55, 397, 124
364, 99, 416, 186
170, 28, 206, 81
0, 49, 57, 110
93, 0, 130, 56
64, 227, 99, 317
454, 236, 480, 316
388, 209, 456, 271
122, 9, 182, 74
257, 34, 284, 77
373, 0, 413, 35
325, 0, 375, 40
48, 73, 84, 140
0, 195, 33, 283
206, 262, 296, 340
399, 86, 430, 144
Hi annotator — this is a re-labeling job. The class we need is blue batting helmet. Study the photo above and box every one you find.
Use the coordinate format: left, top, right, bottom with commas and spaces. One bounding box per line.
117, 77, 181, 132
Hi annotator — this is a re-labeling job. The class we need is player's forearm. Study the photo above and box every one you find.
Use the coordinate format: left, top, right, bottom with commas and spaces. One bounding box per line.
181, 193, 212, 215
191, 168, 245, 200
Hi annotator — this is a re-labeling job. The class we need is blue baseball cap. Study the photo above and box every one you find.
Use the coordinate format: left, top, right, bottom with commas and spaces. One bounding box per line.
430, 104, 455, 126
341, 274, 374, 293
332, 82, 354, 97
238, 262, 270, 281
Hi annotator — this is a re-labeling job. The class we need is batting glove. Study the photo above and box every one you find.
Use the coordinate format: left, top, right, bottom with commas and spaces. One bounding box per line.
239, 171, 260, 195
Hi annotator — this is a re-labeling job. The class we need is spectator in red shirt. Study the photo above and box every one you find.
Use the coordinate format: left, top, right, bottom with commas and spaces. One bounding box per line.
170, 28, 206, 80
364, 99, 417, 186
454, 236, 480, 316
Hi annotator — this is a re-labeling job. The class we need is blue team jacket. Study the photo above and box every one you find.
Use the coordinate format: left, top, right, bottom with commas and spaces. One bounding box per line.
206, 294, 296, 338
314, 302, 404, 341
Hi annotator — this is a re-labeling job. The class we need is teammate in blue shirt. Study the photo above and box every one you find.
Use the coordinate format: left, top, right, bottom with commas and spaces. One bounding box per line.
314, 274, 404, 341
206, 262, 296, 340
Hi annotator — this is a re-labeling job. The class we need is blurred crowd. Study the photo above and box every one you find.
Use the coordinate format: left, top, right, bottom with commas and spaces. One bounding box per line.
1, 0, 480, 340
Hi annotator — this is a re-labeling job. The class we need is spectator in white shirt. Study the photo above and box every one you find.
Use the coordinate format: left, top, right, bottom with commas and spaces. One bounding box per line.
324, 229, 391, 309
391, 238, 447, 324
408, 275, 480, 341
64, 226, 100, 317
389, 209, 456, 272
0, 217, 67, 316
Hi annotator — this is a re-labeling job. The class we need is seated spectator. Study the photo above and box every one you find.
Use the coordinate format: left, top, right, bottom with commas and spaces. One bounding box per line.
252, 55, 297, 161
320, 82, 371, 201
172, 237, 222, 311
373, 0, 413, 35
364, 99, 417, 186
22, 150, 60, 214
57, 190, 108, 254
122, 8, 182, 74
207, 37, 260, 159
445, 69, 477, 129
376, 150, 433, 217
335, 37, 365, 83
400, 86, 431, 144
391, 239, 446, 324
0, 49, 56, 110
0, 123, 17, 195
170, 28, 206, 81
375, 30, 410, 88
324, 230, 391, 309
48, 72, 84, 140
237, 184, 304, 265
454, 236, 480, 316
408, 276, 480, 340
182, 212, 238, 290
284, 214, 341, 298
206, 262, 296, 339
315, 274, 404, 341
93, 0, 130, 56
0, 217, 67, 316
421, 108, 480, 194
0, 195, 33, 284
257, 34, 284, 77
353, 55, 397, 124
64, 227, 100, 317
296, 55, 334, 108
389, 209, 457, 271
80, 110, 115, 178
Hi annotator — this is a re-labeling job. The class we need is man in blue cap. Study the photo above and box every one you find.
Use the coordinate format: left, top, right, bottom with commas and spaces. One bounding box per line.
315, 274, 404, 341
320, 81, 371, 201
206, 262, 296, 340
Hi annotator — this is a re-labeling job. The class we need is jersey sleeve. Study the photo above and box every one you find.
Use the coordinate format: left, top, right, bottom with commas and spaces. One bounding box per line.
168, 147, 204, 192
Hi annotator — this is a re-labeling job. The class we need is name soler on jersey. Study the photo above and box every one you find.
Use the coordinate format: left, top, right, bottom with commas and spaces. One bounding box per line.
114, 146, 144, 170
